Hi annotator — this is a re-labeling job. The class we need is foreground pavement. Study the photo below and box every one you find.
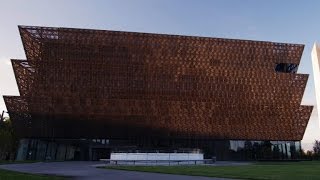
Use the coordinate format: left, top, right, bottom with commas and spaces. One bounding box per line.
0, 161, 234, 180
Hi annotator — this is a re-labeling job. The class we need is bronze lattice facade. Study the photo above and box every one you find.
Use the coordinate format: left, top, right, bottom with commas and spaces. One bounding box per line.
3, 26, 313, 160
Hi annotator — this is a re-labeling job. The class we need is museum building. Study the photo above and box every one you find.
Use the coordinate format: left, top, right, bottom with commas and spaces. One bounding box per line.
4, 25, 313, 161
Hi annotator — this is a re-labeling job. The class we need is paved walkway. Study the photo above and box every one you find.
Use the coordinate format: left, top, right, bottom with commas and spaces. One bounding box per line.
0, 161, 235, 180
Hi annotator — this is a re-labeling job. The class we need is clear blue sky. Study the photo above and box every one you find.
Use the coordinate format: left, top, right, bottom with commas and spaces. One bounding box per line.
0, 0, 319, 150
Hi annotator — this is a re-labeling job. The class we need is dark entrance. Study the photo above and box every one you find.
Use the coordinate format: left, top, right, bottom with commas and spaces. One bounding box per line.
91, 148, 110, 161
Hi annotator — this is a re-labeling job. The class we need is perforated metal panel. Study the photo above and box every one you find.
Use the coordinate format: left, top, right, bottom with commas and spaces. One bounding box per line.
4, 25, 313, 141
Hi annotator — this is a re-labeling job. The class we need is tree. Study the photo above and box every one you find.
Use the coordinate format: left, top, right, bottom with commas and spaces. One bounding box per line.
272, 145, 281, 159
313, 140, 320, 160
306, 150, 314, 160
313, 140, 320, 154
0, 118, 18, 160
244, 141, 253, 160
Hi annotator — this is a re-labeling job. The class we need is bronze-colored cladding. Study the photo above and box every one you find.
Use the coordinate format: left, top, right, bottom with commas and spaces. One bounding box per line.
11, 60, 308, 105
4, 25, 313, 141
4, 95, 312, 140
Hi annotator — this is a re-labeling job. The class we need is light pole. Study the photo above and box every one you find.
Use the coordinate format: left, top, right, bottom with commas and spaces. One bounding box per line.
0, 110, 8, 122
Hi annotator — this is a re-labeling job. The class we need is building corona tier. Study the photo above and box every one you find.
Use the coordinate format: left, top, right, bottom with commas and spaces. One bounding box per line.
4, 25, 313, 161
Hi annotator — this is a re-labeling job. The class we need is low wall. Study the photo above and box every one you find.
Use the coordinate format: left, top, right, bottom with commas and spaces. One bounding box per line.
110, 152, 203, 161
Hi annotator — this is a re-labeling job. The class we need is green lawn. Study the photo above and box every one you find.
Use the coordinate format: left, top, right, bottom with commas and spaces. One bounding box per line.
0, 169, 65, 180
105, 161, 320, 180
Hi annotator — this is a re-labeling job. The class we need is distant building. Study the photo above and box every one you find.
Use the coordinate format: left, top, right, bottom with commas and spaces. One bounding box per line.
4, 26, 312, 161
312, 43, 320, 127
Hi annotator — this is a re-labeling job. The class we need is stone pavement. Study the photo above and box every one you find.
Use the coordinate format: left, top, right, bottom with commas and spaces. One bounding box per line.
0, 161, 237, 180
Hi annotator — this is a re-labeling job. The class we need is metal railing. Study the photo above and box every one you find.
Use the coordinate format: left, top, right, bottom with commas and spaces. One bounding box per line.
100, 158, 216, 166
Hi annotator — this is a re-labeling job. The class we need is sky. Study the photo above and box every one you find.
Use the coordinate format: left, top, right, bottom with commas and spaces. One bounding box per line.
0, 0, 319, 150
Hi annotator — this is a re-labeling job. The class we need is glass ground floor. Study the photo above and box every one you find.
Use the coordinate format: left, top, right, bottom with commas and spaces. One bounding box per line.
16, 138, 302, 161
